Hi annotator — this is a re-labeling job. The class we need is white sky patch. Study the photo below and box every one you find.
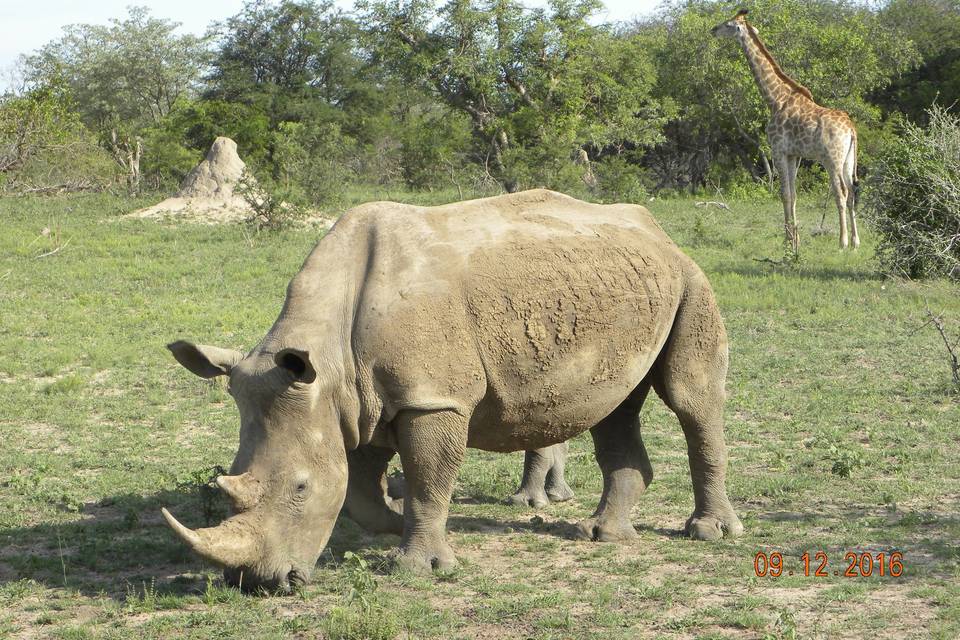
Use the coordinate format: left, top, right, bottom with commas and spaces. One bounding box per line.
1, 0, 660, 92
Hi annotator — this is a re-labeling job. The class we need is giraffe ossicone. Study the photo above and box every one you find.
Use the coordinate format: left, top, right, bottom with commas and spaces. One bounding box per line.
712, 10, 860, 252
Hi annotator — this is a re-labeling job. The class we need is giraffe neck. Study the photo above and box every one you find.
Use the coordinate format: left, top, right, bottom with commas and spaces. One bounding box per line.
736, 25, 809, 113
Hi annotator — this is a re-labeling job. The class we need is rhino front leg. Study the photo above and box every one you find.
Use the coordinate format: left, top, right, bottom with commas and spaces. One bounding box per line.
508, 443, 574, 507
343, 445, 404, 535
394, 409, 468, 573
544, 442, 575, 503
575, 384, 653, 542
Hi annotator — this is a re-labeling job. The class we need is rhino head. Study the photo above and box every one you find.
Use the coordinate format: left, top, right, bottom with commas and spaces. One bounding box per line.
162, 339, 349, 593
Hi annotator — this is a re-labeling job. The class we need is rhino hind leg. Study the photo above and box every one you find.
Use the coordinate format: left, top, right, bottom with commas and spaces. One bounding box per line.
652, 276, 743, 541
574, 383, 653, 542
393, 409, 468, 574
343, 445, 404, 535
508, 443, 574, 508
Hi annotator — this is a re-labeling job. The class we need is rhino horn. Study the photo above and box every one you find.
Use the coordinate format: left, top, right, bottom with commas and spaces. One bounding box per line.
215, 473, 263, 512
161, 507, 259, 568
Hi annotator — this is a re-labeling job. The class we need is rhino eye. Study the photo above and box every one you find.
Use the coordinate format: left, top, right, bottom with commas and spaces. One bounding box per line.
296, 481, 308, 493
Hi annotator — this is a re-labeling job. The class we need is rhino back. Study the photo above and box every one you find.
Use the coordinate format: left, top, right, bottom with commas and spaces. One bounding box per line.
347, 190, 690, 451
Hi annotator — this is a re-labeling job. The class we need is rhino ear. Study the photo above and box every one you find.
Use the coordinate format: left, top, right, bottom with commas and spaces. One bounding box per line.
168, 340, 243, 378
274, 347, 317, 384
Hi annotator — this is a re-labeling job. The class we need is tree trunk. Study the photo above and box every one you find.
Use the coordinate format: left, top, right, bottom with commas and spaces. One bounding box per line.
110, 129, 143, 194
759, 149, 774, 193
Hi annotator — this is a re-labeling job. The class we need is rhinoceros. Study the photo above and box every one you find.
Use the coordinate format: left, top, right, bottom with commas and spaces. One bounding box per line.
162, 189, 743, 592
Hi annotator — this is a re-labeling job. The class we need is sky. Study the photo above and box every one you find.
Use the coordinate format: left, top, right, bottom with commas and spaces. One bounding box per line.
1, 0, 662, 91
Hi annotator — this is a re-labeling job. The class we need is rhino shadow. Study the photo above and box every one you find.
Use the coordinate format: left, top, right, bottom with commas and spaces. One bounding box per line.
0, 485, 597, 598
0, 486, 400, 599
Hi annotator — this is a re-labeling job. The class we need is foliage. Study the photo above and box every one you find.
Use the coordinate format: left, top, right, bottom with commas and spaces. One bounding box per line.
361, 0, 669, 191
235, 168, 310, 230
22, 7, 209, 190
874, 0, 960, 124
14, 0, 941, 199
272, 120, 355, 207
863, 105, 960, 280
25, 7, 208, 130
342, 551, 378, 611
828, 443, 865, 478
0, 85, 118, 191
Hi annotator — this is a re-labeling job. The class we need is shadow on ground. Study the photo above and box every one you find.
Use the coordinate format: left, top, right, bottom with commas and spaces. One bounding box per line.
1, 486, 955, 600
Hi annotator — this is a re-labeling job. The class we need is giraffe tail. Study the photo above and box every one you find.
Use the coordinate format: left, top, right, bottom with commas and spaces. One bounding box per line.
851, 132, 860, 206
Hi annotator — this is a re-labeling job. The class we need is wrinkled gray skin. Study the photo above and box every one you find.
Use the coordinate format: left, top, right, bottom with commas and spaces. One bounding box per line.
163, 189, 743, 593
386, 442, 575, 509
508, 443, 574, 508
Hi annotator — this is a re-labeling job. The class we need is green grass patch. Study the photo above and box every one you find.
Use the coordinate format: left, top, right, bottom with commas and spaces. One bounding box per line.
0, 188, 957, 638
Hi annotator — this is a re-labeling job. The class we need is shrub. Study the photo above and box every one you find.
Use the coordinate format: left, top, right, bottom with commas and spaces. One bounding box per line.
273, 121, 357, 210
863, 106, 960, 279
593, 154, 649, 204
235, 170, 310, 232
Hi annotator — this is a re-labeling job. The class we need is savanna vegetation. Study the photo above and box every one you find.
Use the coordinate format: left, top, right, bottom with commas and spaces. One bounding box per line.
2, 0, 960, 638
0, 1, 956, 204
1, 191, 959, 638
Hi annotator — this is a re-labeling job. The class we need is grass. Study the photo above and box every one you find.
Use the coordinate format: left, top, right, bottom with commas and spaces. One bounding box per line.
1, 188, 958, 639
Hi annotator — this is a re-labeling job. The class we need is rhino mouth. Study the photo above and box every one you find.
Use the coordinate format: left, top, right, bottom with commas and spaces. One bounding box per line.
286, 567, 307, 589
222, 565, 308, 594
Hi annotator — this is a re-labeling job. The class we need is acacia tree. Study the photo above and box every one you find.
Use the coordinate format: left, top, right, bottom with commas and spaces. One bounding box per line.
361, 0, 669, 191
23, 7, 208, 191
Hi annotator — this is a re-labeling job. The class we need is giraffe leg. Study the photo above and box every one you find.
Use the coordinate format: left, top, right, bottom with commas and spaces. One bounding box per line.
775, 155, 799, 254
827, 160, 848, 250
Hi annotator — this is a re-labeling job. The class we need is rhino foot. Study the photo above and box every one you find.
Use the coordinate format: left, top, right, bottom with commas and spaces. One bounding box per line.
506, 488, 550, 509
685, 511, 744, 541
545, 480, 575, 503
573, 516, 639, 542
395, 540, 457, 574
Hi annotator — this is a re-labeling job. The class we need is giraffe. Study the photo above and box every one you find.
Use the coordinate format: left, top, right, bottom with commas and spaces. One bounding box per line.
712, 9, 859, 252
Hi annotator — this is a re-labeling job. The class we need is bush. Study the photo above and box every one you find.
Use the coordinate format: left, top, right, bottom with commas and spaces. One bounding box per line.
863, 106, 960, 279
273, 121, 355, 209
0, 86, 120, 192
235, 170, 309, 231
593, 154, 649, 204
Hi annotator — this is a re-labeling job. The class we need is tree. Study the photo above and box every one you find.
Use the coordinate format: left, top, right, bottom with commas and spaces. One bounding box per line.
206, 0, 388, 190
361, 0, 669, 191
23, 7, 209, 191
0, 85, 79, 174
874, 0, 960, 123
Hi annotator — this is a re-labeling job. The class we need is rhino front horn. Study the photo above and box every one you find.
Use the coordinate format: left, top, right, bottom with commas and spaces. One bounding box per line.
161, 507, 259, 568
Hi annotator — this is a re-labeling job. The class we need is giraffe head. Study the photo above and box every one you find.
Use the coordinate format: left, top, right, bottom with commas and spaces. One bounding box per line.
711, 9, 749, 38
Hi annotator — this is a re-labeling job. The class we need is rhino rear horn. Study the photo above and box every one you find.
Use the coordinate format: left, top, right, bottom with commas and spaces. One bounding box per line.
216, 473, 263, 512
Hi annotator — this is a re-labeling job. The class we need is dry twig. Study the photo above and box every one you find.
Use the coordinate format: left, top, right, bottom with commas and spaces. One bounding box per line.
35, 238, 71, 259
923, 302, 960, 388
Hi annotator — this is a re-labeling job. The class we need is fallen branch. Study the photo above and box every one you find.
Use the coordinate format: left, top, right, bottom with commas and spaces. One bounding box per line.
35, 239, 71, 259
695, 200, 730, 211
752, 256, 785, 266
18, 179, 95, 195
